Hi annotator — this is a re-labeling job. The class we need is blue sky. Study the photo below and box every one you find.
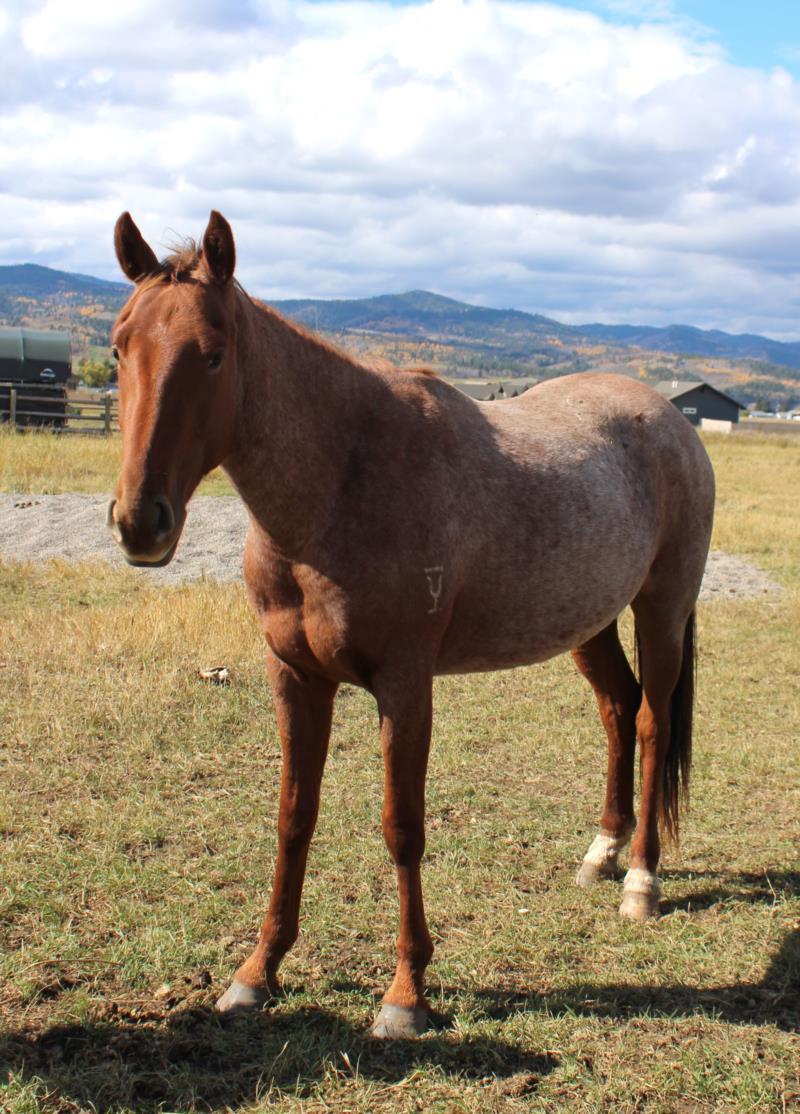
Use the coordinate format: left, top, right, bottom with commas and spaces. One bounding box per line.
1, 0, 799, 337
588, 1, 800, 72
375, 0, 800, 72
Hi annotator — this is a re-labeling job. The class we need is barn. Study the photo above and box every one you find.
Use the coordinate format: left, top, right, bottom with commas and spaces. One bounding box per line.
655, 379, 744, 425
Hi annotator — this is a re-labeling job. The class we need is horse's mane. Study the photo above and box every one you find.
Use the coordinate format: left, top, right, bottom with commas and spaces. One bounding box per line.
249, 298, 437, 379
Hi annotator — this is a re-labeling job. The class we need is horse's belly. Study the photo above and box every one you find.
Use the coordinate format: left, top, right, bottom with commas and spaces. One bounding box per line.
436, 609, 616, 673
435, 547, 650, 674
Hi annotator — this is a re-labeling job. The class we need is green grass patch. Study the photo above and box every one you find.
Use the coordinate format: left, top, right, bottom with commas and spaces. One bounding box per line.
0, 569, 797, 1112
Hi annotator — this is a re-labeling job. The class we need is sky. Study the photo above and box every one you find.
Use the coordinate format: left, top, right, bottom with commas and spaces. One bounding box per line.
1, 0, 799, 338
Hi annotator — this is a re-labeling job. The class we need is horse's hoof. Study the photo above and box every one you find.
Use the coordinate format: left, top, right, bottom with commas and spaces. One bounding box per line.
619, 869, 661, 920
370, 1003, 429, 1039
215, 979, 271, 1014
619, 890, 660, 920
576, 859, 620, 888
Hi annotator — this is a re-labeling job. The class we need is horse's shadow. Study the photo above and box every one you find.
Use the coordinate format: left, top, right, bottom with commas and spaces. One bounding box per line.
658, 867, 800, 918
477, 868, 800, 1033
2, 870, 796, 1112
0, 1002, 556, 1114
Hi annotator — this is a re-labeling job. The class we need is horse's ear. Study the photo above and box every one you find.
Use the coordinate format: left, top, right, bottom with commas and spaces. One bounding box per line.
201, 211, 236, 285
114, 212, 159, 283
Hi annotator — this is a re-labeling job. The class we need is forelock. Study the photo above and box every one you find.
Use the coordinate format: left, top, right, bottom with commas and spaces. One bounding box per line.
135, 238, 203, 293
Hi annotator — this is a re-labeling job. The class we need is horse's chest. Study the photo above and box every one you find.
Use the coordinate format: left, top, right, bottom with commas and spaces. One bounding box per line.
245, 566, 360, 683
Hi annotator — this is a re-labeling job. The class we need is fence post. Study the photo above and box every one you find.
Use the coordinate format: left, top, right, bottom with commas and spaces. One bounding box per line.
104, 393, 111, 435
9, 387, 17, 429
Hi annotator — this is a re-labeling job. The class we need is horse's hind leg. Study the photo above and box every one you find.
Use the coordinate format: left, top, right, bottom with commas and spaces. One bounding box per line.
572, 620, 640, 888
619, 602, 695, 921
216, 655, 337, 1013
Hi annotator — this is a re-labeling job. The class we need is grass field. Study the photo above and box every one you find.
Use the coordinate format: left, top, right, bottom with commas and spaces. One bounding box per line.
0, 430, 798, 1112
0, 428, 233, 497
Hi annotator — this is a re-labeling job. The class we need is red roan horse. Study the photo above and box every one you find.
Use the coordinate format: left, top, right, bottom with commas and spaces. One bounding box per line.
108, 211, 715, 1038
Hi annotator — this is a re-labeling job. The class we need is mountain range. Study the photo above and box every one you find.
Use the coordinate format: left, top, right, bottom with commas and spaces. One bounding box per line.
273, 289, 800, 372
1, 263, 798, 406
0, 262, 130, 299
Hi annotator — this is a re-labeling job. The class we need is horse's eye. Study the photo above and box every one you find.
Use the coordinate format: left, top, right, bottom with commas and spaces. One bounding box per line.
208, 352, 223, 370
112, 346, 119, 361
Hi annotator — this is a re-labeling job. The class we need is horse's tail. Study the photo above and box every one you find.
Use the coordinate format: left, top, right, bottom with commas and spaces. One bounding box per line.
634, 610, 695, 842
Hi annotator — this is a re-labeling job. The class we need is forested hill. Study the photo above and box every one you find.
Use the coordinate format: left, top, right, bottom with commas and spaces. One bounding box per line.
0, 263, 798, 405
578, 321, 800, 371
273, 289, 563, 341
0, 264, 131, 353
0, 263, 129, 299
273, 290, 800, 371
2, 262, 798, 370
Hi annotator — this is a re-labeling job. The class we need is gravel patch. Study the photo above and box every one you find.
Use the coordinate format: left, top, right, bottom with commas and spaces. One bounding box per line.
0, 494, 248, 585
699, 550, 783, 601
0, 493, 784, 600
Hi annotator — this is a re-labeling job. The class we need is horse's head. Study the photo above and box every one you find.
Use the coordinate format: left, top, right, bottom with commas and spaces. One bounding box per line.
107, 210, 239, 566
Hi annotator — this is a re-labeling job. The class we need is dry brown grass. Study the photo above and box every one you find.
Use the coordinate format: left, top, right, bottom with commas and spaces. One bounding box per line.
0, 431, 798, 1112
0, 428, 232, 496
704, 432, 800, 587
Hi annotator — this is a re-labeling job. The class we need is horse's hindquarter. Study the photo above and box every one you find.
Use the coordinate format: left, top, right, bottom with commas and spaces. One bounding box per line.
435, 375, 710, 673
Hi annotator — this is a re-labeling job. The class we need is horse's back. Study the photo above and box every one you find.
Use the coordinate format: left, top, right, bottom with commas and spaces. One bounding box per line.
476, 373, 713, 530
482, 372, 702, 453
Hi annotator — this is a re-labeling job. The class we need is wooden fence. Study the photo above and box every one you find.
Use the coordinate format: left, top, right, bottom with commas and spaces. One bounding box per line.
0, 382, 119, 435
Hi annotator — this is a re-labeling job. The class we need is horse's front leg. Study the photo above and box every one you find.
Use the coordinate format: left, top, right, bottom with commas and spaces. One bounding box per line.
371, 671, 434, 1039
216, 654, 337, 1013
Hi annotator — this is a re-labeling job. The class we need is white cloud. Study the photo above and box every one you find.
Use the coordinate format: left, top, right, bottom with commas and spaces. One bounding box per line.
1, 0, 799, 337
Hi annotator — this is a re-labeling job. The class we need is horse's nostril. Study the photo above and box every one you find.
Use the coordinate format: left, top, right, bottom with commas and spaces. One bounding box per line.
154, 496, 175, 541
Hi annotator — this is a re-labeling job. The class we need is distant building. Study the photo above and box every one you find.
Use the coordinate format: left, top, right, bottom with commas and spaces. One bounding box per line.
0, 327, 72, 384
451, 378, 539, 402
654, 380, 744, 425
0, 327, 71, 427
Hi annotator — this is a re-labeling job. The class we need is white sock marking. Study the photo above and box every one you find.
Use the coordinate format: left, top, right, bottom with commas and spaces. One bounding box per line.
622, 867, 660, 897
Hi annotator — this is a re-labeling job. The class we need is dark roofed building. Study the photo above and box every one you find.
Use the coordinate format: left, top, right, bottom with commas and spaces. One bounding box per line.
655, 379, 744, 425
452, 378, 539, 402
0, 327, 70, 427
453, 382, 497, 401
0, 327, 71, 384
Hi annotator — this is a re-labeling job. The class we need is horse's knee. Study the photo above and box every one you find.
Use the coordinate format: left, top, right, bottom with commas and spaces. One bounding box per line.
635, 702, 658, 746
278, 801, 319, 855
382, 814, 425, 867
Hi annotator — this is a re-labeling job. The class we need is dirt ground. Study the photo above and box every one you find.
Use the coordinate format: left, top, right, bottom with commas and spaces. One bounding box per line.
0, 492, 784, 599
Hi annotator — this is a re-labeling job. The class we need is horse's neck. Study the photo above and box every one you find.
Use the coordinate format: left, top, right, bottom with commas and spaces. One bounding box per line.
223, 294, 369, 554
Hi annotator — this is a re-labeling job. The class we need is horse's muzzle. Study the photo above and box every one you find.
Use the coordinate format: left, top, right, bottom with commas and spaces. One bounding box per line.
106, 495, 181, 567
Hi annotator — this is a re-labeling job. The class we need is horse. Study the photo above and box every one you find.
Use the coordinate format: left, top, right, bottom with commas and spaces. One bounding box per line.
108, 210, 715, 1039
